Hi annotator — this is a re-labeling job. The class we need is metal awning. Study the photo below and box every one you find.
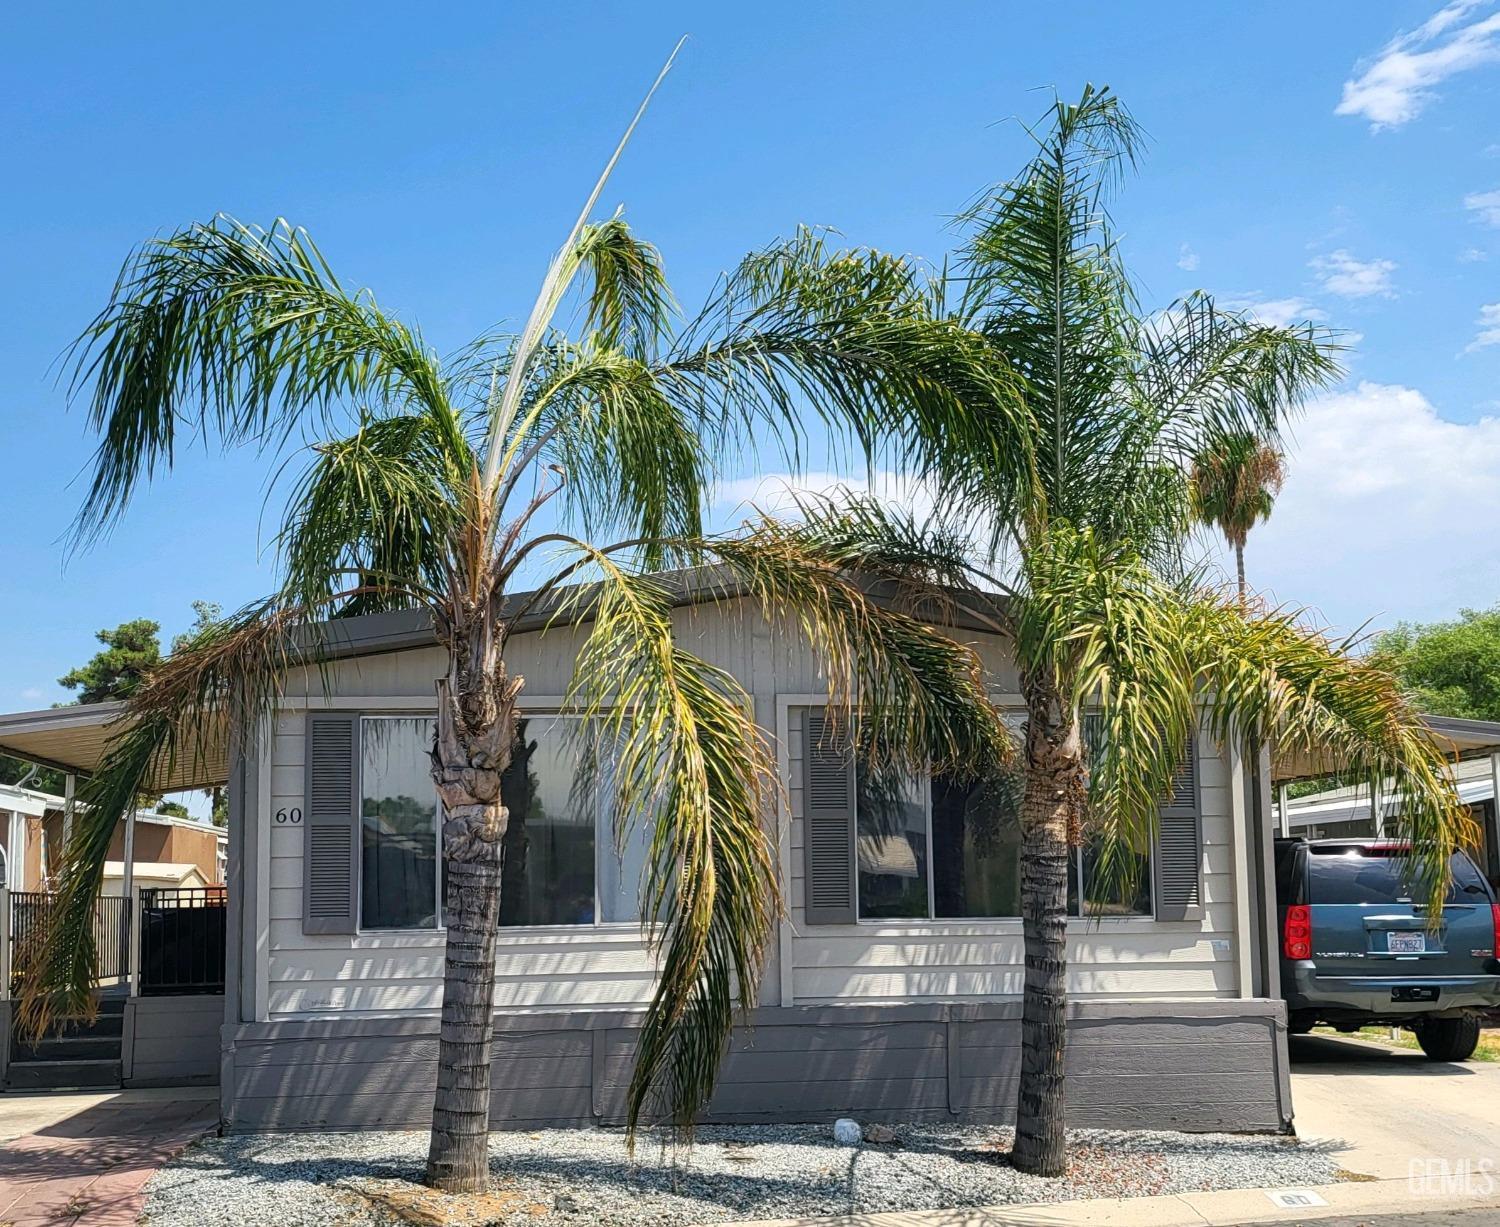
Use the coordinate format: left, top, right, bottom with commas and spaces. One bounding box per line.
1272, 713, 1500, 784
0, 701, 228, 791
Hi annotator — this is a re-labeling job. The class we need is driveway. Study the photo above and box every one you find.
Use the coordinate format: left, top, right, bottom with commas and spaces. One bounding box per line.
0, 1087, 217, 1226
1290, 1032, 1500, 1182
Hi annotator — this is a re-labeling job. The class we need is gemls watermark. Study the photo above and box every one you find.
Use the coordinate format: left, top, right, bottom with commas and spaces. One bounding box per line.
1408, 1157, 1496, 1196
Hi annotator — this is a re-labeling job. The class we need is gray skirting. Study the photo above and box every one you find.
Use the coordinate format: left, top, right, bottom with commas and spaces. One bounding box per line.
222, 998, 1292, 1134
126, 995, 222, 1087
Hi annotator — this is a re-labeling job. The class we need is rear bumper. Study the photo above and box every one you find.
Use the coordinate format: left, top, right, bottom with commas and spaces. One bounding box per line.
1286, 965, 1500, 1017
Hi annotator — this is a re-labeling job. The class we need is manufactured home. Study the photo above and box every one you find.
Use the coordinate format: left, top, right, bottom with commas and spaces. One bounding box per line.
3, 577, 1493, 1127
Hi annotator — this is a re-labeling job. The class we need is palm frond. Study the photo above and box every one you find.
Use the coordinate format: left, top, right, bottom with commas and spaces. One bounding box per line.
1131, 294, 1342, 469
14, 713, 168, 1036
14, 599, 346, 1038
68, 216, 449, 542
1190, 430, 1286, 550
1011, 523, 1195, 907
514, 342, 706, 567
664, 227, 1036, 524
481, 38, 685, 489
1183, 597, 1477, 913
278, 410, 473, 616
708, 514, 1013, 783
554, 559, 777, 1142
577, 217, 676, 360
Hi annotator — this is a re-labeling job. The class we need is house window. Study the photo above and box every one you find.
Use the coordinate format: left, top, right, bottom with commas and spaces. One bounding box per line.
361, 717, 439, 930
358, 713, 650, 930
853, 714, 1152, 921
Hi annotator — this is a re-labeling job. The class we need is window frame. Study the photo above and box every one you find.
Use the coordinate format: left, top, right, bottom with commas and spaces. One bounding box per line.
354, 709, 647, 935
850, 707, 1156, 925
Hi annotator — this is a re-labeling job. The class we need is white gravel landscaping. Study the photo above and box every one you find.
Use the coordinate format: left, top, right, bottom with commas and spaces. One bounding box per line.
141, 1123, 1342, 1227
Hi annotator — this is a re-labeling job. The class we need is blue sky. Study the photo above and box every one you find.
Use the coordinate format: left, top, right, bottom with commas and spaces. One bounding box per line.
2, 1, 1498, 709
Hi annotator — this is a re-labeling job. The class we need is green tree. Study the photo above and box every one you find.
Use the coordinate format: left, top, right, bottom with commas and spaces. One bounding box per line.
171, 601, 222, 654
1190, 432, 1285, 600
1369, 606, 1500, 721
0, 756, 64, 795
57, 618, 161, 703
155, 800, 190, 818
26, 52, 1019, 1194
815, 86, 1470, 1175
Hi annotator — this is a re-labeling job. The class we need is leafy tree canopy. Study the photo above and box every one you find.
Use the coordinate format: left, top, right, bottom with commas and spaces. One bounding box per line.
1369, 605, 1500, 723
57, 618, 161, 703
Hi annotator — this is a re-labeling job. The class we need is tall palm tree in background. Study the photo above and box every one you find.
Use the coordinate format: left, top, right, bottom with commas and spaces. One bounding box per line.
1191, 432, 1286, 599
21, 57, 1025, 1192
775, 86, 1472, 1176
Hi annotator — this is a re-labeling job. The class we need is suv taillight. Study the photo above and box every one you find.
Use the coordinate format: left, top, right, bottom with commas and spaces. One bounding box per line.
1492, 903, 1500, 958
1283, 904, 1312, 960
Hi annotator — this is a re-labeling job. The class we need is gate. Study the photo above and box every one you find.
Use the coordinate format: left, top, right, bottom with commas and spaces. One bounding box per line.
7, 891, 131, 992
138, 885, 226, 995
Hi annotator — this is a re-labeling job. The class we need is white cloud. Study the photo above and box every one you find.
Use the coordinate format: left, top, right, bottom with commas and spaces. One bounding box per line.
1336, 1, 1500, 129
1221, 381, 1500, 630
1177, 244, 1200, 272
1465, 188, 1500, 225
1460, 246, 1490, 261
714, 385, 1500, 635
1310, 250, 1397, 298
1466, 302, 1500, 351
19, 687, 45, 703
1221, 295, 1329, 328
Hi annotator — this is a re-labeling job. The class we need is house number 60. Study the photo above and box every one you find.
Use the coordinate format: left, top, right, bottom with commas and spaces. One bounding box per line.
276, 807, 303, 824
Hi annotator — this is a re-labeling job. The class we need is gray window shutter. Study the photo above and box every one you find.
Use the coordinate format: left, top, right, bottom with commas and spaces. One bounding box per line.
801, 709, 857, 925
304, 712, 359, 935
1155, 734, 1203, 921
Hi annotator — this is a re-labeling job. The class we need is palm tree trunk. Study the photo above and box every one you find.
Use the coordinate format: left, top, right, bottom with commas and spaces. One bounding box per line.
1235, 543, 1246, 603
425, 615, 522, 1193
1011, 674, 1084, 1177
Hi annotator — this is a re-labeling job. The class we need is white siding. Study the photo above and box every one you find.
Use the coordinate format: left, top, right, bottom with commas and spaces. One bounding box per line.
256, 601, 1245, 1019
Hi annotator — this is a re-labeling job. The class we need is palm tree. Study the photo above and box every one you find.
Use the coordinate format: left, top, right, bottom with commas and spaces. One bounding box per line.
1191, 432, 1285, 599
20, 57, 1025, 1192
778, 87, 1472, 1176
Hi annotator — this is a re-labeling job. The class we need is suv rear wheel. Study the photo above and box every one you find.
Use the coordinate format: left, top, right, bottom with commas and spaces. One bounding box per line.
1413, 1016, 1481, 1062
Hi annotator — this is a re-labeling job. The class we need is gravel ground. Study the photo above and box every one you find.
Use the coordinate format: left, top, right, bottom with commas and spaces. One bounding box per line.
142, 1123, 1341, 1227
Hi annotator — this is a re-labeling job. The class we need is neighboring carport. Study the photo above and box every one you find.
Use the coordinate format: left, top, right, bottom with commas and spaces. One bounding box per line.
1272, 713, 1500, 886
0, 700, 230, 1092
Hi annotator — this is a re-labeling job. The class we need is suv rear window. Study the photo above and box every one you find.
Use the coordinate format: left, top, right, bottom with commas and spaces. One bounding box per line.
1307, 848, 1491, 905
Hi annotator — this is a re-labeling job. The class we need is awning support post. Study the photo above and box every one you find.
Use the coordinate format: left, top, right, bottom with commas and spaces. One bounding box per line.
123, 805, 138, 996
1277, 782, 1291, 837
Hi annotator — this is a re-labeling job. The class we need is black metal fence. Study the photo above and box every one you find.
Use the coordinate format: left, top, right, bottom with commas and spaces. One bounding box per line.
9, 891, 132, 990
138, 885, 226, 996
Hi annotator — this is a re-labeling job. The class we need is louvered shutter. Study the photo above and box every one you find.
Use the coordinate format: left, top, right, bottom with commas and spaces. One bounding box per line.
801, 709, 857, 925
1155, 735, 1203, 921
304, 712, 359, 935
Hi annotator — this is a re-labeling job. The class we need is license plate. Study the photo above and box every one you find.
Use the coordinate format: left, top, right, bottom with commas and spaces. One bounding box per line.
1388, 932, 1426, 953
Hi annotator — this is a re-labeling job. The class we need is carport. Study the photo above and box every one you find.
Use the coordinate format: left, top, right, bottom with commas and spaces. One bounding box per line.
1272, 713, 1500, 886
0, 699, 229, 1091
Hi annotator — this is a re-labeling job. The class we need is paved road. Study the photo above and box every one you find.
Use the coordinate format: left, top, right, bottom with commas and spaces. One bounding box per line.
1289, 1032, 1500, 1182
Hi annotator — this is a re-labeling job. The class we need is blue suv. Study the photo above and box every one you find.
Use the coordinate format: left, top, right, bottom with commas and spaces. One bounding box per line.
1275, 838, 1500, 1061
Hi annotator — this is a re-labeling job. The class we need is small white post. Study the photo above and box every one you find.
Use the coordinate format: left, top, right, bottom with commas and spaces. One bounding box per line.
1371, 774, 1385, 838
0, 884, 10, 996
1489, 750, 1500, 872
1277, 782, 1291, 837
123, 806, 138, 996
61, 773, 76, 874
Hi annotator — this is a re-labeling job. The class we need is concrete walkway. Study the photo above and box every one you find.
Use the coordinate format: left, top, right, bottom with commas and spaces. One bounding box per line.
0, 1087, 217, 1226
1287, 1031, 1500, 1181
718, 1178, 1500, 1225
